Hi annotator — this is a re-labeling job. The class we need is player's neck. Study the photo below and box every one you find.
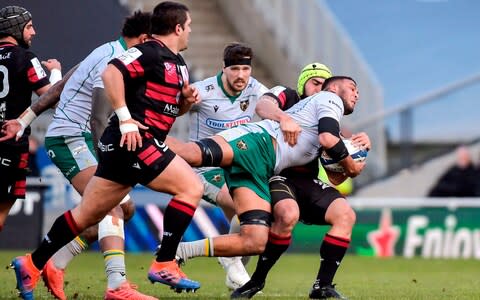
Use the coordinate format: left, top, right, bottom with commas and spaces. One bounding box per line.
0, 36, 18, 45
150, 34, 179, 54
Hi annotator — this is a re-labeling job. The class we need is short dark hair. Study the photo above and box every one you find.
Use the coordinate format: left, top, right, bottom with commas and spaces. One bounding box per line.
322, 76, 356, 91
151, 1, 189, 35
122, 10, 151, 38
223, 42, 253, 62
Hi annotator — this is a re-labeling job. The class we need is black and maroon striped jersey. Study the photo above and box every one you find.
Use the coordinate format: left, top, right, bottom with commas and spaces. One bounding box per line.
264, 86, 300, 111
108, 39, 189, 141
0, 41, 50, 143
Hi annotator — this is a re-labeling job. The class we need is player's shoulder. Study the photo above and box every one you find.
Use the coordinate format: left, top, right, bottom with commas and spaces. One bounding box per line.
192, 75, 218, 93
246, 76, 268, 93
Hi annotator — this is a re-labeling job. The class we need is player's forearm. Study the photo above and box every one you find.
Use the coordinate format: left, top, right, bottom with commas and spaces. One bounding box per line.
31, 65, 77, 115
102, 66, 127, 110
90, 88, 113, 148
255, 98, 284, 121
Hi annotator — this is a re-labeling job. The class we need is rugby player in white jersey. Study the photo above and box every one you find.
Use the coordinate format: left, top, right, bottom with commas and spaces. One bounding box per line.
163, 76, 366, 289
168, 42, 268, 290
2, 11, 156, 300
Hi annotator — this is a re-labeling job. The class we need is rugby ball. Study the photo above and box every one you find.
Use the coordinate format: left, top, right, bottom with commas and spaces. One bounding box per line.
320, 139, 368, 173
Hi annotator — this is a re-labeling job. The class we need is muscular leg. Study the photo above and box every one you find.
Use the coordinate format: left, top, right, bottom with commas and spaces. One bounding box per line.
315, 197, 355, 287
247, 198, 298, 285
30, 176, 132, 272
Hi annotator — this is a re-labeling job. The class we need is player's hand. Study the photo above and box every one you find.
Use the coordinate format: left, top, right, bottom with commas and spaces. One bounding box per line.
325, 169, 348, 186
119, 119, 148, 151
351, 132, 371, 151
182, 81, 201, 105
0, 119, 23, 142
41, 59, 62, 72
279, 115, 301, 146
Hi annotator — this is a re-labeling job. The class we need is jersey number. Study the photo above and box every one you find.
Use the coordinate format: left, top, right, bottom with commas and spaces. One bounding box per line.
0, 65, 9, 99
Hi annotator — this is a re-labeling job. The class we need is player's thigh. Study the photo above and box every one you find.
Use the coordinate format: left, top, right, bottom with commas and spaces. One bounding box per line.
71, 176, 131, 228
324, 197, 355, 226
71, 166, 97, 195
232, 186, 271, 215
293, 177, 343, 225
146, 154, 203, 200
45, 134, 97, 184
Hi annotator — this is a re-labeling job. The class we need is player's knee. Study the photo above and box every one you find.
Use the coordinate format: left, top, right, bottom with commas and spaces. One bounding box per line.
273, 201, 299, 231
242, 233, 268, 254
194, 138, 223, 167
183, 176, 204, 201
332, 206, 356, 229
98, 215, 124, 241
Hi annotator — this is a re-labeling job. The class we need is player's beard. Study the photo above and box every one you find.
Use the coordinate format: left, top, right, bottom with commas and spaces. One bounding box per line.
227, 79, 246, 94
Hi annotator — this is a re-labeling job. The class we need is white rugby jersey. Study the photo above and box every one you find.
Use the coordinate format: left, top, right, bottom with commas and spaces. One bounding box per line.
188, 73, 268, 141
257, 91, 344, 174
45, 38, 127, 137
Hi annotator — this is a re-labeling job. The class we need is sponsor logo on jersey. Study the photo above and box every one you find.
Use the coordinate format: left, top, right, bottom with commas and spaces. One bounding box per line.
213, 105, 219, 112
205, 84, 214, 92
236, 140, 248, 150
164, 103, 180, 116
328, 99, 342, 111
164, 62, 179, 84
206, 116, 251, 130
0, 52, 12, 60
239, 100, 249, 111
30, 58, 47, 79
117, 47, 142, 65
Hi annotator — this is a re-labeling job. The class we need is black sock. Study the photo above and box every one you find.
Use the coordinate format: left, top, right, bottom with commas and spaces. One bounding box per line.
156, 198, 196, 262
317, 233, 350, 286
31, 210, 80, 270
251, 232, 291, 283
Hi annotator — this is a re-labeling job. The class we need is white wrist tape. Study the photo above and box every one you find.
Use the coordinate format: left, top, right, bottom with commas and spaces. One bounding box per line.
16, 107, 37, 137
115, 106, 132, 122
120, 123, 138, 135
49, 68, 62, 84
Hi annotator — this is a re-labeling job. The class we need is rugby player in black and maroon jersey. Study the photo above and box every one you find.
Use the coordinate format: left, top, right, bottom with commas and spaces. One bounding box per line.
11, 2, 203, 299
0, 5, 60, 232
231, 63, 371, 299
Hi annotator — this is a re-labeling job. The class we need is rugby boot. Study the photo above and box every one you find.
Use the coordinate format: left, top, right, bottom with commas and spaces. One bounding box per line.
10, 254, 41, 300
104, 281, 159, 300
218, 256, 251, 290
230, 279, 265, 299
309, 281, 347, 299
147, 259, 200, 293
42, 259, 66, 300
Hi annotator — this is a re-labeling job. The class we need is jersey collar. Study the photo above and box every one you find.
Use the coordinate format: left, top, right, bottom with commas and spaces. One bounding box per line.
118, 37, 128, 50
216, 71, 242, 103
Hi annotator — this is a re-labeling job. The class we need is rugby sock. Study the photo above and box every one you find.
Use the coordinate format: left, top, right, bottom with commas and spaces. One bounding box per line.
173, 238, 215, 260
156, 198, 196, 262
251, 232, 291, 283
31, 211, 80, 270
51, 236, 89, 269
103, 249, 127, 289
317, 234, 350, 286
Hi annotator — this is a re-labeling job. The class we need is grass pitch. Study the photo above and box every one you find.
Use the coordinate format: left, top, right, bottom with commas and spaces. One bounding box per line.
0, 251, 479, 299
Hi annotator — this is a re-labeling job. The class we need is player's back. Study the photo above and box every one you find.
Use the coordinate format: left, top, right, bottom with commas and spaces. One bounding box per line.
46, 40, 125, 137
188, 74, 268, 141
